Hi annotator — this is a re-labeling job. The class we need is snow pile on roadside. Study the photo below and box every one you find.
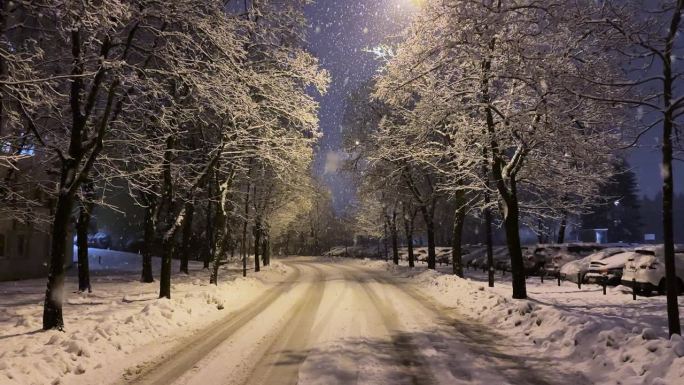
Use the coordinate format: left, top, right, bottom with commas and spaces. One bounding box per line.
377, 262, 684, 385
0, 261, 291, 385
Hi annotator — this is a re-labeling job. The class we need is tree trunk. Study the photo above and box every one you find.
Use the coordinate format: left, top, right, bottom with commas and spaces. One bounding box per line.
159, 238, 173, 299
43, 192, 74, 330
502, 181, 526, 299
158, 205, 194, 298
426, 220, 436, 270
451, 199, 466, 278
383, 219, 389, 261
159, 136, 175, 299
141, 202, 155, 283
662, 125, 679, 335
404, 216, 415, 268
76, 186, 94, 293
253, 219, 261, 273
262, 230, 270, 266
204, 198, 213, 269
210, 210, 227, 285
180, 201, 194, 274
483, 193, 495, 288
557, 214, 567, 244
402, 204, 416, 268
242, 184, 250, 277
661, 1, 682, 337
391, 209, 399, 265
210, 230, 231, 285
421, 206, 436, 269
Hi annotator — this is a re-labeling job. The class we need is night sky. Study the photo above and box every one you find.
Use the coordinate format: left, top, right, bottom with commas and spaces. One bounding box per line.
303, 0, 683, 212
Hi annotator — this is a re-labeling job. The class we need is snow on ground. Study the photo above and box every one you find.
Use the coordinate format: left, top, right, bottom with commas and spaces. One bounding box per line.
359, 258, 684, 385
0, 249, 291, 385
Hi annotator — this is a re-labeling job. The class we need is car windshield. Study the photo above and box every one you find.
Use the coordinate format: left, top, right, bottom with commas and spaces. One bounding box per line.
635, 250, 655, 256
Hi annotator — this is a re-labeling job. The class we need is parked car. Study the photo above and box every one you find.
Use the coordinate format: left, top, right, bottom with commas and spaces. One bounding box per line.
124, 236, 146, 254
470, 246, 511, 271
87, 232, 111, 249
415, 248, 429, 263
560, 247, 630, 283
493, 251, 512, 272
622, 246, 684, 295
462, 246, 486, 267
322, 246, 346, 257
584, 250, 637, 285
532, 243, 607, 276
436, 247, 453, 265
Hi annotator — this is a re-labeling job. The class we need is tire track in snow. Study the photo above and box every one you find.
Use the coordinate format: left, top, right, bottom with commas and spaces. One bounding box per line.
120, 264, 304, 385
347, 263, 587, 385
338, 264, 436, 385
238, 261, 327, 385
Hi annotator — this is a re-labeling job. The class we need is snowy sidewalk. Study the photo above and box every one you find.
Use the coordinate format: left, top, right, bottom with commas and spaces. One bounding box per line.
362, 259, 684, 385
0, 250, 291, 385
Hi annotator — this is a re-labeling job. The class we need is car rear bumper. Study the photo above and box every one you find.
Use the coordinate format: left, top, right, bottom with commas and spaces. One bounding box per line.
586, 273, 621, 285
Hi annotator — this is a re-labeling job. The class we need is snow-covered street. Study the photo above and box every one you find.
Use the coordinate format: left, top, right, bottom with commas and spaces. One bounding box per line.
8, 254, 681, 385
131, 258, 579, 385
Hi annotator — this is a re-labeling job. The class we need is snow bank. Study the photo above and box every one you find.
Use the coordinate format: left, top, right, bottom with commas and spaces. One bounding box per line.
372, 261, 684, 385
0, 259, 291, 385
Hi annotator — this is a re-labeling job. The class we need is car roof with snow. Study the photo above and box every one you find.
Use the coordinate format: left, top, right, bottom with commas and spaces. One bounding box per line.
590, 251, 637, 269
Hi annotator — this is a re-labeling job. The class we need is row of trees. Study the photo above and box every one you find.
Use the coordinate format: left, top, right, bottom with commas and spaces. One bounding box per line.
0, 0, 328, 330
345, 0, 684, 336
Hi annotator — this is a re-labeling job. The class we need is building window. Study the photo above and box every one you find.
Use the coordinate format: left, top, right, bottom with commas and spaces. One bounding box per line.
0, 233, 6, 258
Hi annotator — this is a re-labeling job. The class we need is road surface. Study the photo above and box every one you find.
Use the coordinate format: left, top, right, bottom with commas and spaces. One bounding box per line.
120, 258, 588, 385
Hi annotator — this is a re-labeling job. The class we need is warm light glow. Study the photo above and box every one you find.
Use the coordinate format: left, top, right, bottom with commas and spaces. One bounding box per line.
396, 0, 425, 10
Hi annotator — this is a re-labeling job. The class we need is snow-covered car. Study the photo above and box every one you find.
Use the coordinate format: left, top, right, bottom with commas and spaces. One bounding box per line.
584, 251, 636, 285
532, 243, 606, 276
415, 248, 429, 263
124, 236, 145, 253
494, 254, 512, 272
470, 246, 512, 271
522, 246, 546, 274
542, 252, 584, 277
322, 246, 347, 257
323, 246, 380, 259
89, 232, 111, 249
436, 247, 453, 265
622, 246, 684, 295
462, 246, 486, 267
559, 247, 630, 283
